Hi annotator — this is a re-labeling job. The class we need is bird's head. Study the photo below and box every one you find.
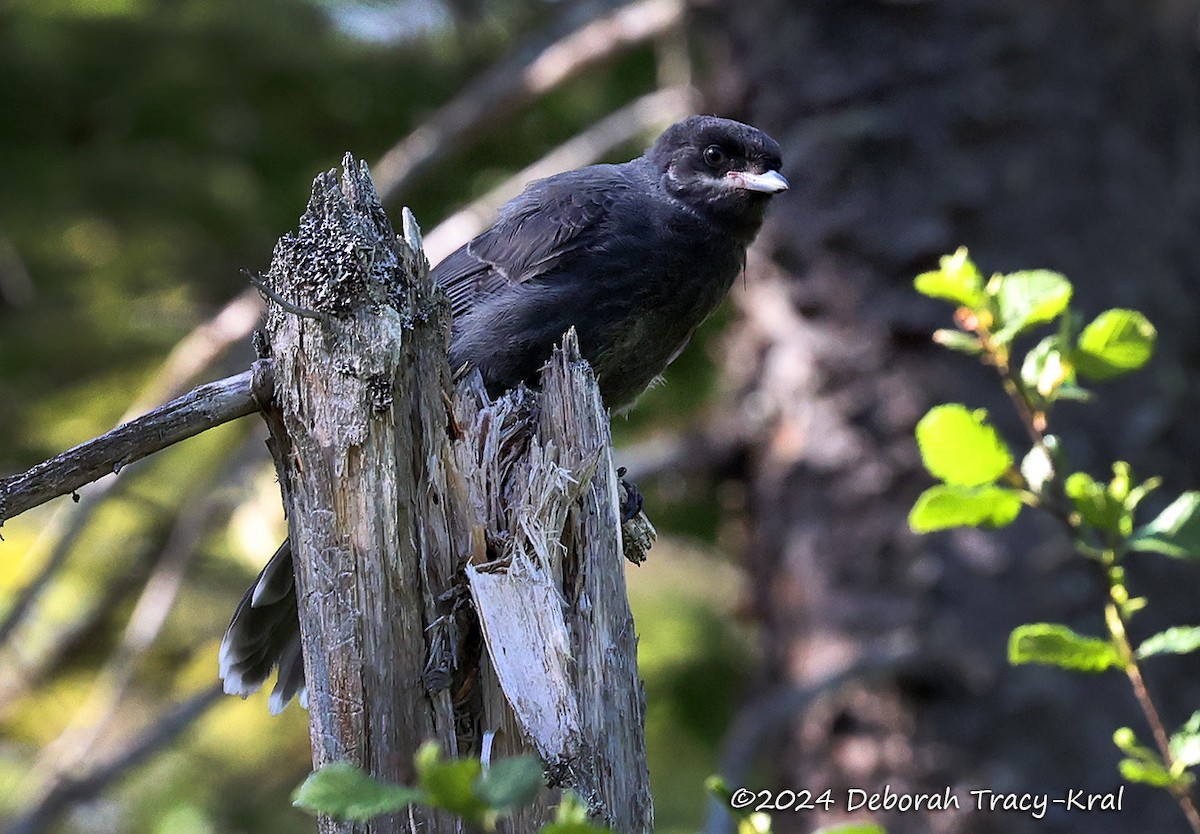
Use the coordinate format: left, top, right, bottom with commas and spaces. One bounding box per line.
647, 115, 788, 241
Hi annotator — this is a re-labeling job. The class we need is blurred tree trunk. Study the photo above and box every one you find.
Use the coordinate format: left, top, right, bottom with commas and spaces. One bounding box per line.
696, 1, 1200, 832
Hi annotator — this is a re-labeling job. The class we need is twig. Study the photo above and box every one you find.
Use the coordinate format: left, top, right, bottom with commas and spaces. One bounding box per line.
1107, 600, 1200, 833
5, 684, 224, 834
372, 0, 684, 204
0, 367, 262, 526
981, 336, 1200, 833
247, 273, 330, 322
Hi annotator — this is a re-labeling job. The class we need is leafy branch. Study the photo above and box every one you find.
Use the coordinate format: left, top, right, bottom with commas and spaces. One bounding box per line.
911, 248, 1200, 833
293, 743, 611, 833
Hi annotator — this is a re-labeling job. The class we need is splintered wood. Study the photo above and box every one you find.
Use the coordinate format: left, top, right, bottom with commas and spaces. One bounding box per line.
261, 155, 652, 834
454, 333, 654, 833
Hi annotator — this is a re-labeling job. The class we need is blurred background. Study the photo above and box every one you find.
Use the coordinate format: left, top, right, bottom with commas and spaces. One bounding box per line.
2, 0, 1199, 832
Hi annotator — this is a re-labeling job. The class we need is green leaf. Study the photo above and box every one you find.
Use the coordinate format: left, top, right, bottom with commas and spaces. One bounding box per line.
1137, 626, 1200, 659
1008, 623, 1124, 672
1074, 309, 1156, 380
915, 404, 1013, 486
932, 329, 983, 355
1064, 471, 1123, 536
909, 484, 1023, 532
1052, 382, 1092, 402
1129, 492, 1200, 559
475, 757, 544, 812
542, 793, 613, 834
993, 270, 1073, 342
1170, 712, 1200, 769
914, 248, 984, 308
812, 826, 888, 834
1119, 758, 1177, 787
1125, 476, 1161, 515
414, 743, 490, 826
293, 763, 425, 821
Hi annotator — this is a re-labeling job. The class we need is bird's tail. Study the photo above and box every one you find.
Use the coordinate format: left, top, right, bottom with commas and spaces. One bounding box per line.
218, 539, 306, 715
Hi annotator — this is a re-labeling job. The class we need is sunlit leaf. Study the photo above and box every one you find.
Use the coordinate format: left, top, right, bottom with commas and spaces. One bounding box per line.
1064, 471, 1123, 536
932, 329, 983, 355
1008, 623, 1124, 672
915, 404, 1013, 486
1118, 758, 1177, 787
1137, 626, 1200, 659
1170, 712, 1200, 769
293, 762, 425, 821
914, 248, 984, 308
1074, 309, 1156, 380
993, 270, 1072, 342
909, 484, 1023, 532
1129, 492, 1200, 559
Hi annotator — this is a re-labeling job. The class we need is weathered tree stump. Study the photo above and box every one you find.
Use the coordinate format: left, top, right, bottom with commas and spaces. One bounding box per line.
258, 155, 652, 834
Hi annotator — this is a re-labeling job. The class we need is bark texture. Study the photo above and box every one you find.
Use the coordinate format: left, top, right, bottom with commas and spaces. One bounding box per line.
697, 2, 1200, 832
261, 158, 467, 834
260, 157, 651, 833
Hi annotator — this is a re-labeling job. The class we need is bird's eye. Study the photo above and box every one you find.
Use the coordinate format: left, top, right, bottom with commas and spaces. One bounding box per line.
702, 145, 727, 168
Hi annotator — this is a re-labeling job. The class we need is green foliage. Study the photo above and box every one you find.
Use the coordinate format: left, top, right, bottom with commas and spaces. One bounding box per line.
915, 405, 1013, 487
294, 744, 595, 833
909, 484, 1023, 532
1074, 309, 1157, 380
1171, 713, 1200, 771
909, 404, 1022, 532
913, 248, 984, 308
1008, 623, 1123, 673
293, 762, 424, 822
1114, 728, 1180, 788
993, 269, 1072, 342
1062, 463, 1159, 542
1138, 627, 1200, 659
913, 249, 1199, 824
1129, 492, 1200, 559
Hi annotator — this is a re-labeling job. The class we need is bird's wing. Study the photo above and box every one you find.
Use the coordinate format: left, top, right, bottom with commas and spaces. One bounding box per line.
434, 165, 637, 320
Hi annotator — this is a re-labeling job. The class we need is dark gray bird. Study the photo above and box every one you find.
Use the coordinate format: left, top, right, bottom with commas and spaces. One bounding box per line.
219, 115, 787, 713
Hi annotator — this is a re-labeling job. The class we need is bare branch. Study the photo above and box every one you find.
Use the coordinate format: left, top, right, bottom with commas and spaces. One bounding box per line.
373, 0, 684, 204
6, 684, 224, 834
0, 367, 263, 526
19, 470, 232, 802
0, 290, 262, 642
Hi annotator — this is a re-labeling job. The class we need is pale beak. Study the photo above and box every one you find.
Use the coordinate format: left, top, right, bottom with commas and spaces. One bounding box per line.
728, 169, 789, 194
